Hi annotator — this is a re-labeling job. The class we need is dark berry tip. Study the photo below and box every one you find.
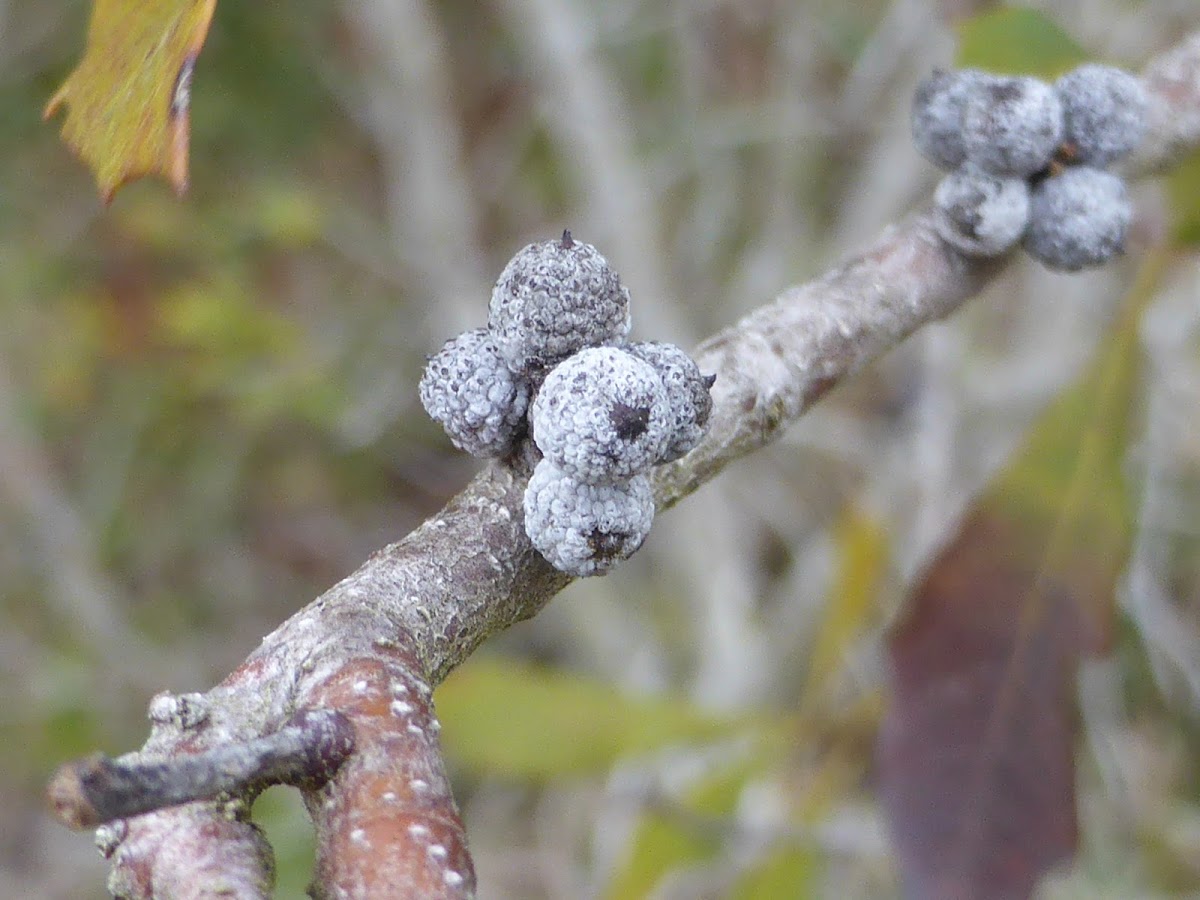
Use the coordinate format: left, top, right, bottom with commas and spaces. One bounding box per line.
611, 401, 650, 440
701, 373, 717, 390
560, 229, 574, 249
586, 529, 625, 562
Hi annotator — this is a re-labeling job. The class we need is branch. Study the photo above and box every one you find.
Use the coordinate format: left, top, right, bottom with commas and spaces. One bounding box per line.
1129, 31, 1200, 173
48, 31, 1200, 899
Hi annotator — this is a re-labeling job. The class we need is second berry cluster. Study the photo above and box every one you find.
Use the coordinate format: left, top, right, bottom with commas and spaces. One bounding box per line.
420, 232, 714, 578
913, 62, 1148, 270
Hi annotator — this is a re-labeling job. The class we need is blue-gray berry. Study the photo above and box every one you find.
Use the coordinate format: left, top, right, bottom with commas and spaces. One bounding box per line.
1024, 167, 1131, 271
1055, 64, 1148, 166
532, 346, 670, 483
626, 341, 714, 462
932, 166, 1031, 257
911, 68, 996, 171
963, 76, 1065, 177
523, 460, 654, 577
488, 231, 632, 375
419, 328, 531, 457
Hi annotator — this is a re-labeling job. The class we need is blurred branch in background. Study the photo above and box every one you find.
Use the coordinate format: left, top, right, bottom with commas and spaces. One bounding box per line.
0, 357, 202, 693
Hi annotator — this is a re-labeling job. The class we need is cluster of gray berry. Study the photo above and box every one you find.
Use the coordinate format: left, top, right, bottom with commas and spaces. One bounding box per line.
913, 63, 1148, 270
419, 232, 714, 577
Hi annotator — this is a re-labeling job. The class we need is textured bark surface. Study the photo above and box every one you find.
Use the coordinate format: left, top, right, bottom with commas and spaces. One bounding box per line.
46, 32, 1200, 899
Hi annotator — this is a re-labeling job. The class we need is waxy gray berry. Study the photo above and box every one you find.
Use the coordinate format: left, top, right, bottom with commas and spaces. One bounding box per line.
419, 328, 531, 457
912, 68, 995, 171
1055, 63, 1148, 166
523, 460, 654, 577
532, 346, 671, 484
1024, 166, 1131, 271
423, 231, 716, 578
627, 341, 714, 462
933, 166, 1031, 257
488, 231, 631, 375
963, 75, 1065, 177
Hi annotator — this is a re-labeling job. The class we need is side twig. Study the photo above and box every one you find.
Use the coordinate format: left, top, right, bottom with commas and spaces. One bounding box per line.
47, 708, 354, 830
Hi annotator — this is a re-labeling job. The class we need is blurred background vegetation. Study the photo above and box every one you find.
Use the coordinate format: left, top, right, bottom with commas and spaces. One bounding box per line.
3, 1, 1199, 896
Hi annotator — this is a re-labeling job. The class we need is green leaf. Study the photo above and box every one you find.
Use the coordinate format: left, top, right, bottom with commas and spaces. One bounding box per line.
157, 278, 298, 360
956, 8, 1087, 77
252, 786, 315, 899
605, 756, 767, 900
731, 846, 819, 899
1164, 148, 1200, 246
436, 658, 762, 779
606, 811, 720, 900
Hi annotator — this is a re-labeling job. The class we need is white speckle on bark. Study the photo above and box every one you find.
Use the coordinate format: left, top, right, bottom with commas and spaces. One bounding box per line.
147, 694, 176, 724
94, 821, 128, 858
146, 692, 209, 729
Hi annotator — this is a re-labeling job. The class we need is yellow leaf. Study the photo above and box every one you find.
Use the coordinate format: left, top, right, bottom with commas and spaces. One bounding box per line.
44, 0, 217, 202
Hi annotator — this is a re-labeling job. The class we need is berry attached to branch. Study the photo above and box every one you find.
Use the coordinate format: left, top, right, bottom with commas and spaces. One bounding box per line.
1024, 166, 1132, 271
420, 232, 713, 577
488, 231, 631, 375
523, 460, 654, 577
962, 76, 1065, 178
911, 68, 996, 171
626, 341, 715, 463
419, 328, 531, 458
531, 346, 671, 483
1055, 63, 1149, 166
912, 57, 1145, 273
933, 167, 1031, 257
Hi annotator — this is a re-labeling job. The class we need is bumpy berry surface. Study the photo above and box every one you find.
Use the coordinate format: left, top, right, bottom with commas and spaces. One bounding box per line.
911, 68, 995, 171
488, 231, 631, 375
932, 167, 1031, 257
532, 347, 670, 483
419, 328, 530, 457
626, 341, 714, 462
523, 460, 654, 577
1024, 167, 1131, 271
963, 76, 1064, 177
1055, 63, 1148, 166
